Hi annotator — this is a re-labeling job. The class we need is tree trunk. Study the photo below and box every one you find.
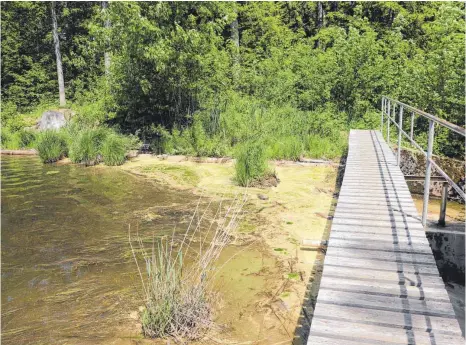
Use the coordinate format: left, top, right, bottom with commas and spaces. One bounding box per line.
230, 14, 240, 84
102, 1, 111, 76
317, 2, 325, 29
51, 2, 66, 106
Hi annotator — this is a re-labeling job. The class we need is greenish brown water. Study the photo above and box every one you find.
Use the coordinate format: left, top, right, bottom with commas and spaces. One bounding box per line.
1, 156, 197, 344
1, 156, 287, 345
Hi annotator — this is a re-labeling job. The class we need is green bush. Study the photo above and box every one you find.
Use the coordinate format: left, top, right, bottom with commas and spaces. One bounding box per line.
149, 125, 173, 154
69, 127, 110, 165
36, 130, 68, 163
102, 134, 127, 166
170, 128, 195, 155
235, 140, 270, 187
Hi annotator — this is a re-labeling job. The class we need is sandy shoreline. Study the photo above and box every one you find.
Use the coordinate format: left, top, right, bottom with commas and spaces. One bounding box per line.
118, 154, 340, 343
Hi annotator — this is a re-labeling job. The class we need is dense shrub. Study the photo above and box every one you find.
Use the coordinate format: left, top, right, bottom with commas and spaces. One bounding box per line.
36, 130, 68, 163
235, 140, 270, 186
102, 134, 127, 166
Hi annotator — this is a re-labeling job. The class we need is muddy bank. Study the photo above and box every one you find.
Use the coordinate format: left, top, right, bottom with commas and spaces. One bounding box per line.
1, 149, 38, 155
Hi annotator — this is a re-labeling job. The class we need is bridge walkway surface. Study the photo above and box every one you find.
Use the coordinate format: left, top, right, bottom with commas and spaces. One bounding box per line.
307, 129, 464, 345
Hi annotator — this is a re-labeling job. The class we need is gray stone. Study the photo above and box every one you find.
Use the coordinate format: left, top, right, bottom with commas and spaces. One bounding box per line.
37, 111, 66, 130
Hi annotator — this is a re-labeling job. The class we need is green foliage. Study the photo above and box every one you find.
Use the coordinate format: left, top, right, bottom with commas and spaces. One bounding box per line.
267, 136, 303, 161
102, 133, 127, 166
16, 129, 37, 148
69, 127, 110, 165
306, 134, 347, 160
2, 2, 465, 159
235, 140, 270, 187
36, 130, 68, 163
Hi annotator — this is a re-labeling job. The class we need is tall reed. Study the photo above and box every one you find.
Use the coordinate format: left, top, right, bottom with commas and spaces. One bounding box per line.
129, 193, 247, 341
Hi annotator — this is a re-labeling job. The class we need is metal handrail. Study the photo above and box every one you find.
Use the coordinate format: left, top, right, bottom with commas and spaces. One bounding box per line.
381, 96, 465, 227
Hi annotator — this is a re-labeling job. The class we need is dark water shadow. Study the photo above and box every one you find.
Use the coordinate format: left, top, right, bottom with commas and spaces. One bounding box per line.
292, 153, 347, 344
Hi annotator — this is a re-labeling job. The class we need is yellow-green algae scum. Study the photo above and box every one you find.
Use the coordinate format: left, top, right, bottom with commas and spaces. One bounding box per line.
121, 155, 340, 343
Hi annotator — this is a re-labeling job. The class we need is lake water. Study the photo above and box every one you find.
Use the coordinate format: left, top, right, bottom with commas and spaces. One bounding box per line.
1, 156, 198, 344
1, 156, 286, 345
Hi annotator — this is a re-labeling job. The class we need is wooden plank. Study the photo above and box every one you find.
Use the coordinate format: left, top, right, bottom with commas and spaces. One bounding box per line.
332, 218, 425, 230
313, 304, 462, 335
320, 265, 445, 287
333, 212, 424, 225
325, 246, 438, 266
315, 289, 456, 317
323, 255, 440, 275
310, 318, 464, 345
334, 207, 420, 216
335, 200, 418, 208
305, 334, 405, 345
328, 238, 433, 255
328, 231, 430, 245
318, 276, 452, 303
330, 225, 427, 238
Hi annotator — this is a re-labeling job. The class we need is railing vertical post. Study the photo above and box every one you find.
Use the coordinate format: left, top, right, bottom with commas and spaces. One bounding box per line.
387, 102, 391, 145
381, 98, 385, 133
438, 182, 448, 227
397, 106, 403, 166
422, 119, 435, 227
410, 112, 415, 140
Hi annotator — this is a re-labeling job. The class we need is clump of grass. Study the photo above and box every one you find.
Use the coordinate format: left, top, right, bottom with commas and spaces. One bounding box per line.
36, 130, 68, 163
69, 127, 110, 165
235, 140, 271, 187
130, 193, 246, 341
102, 134, 127, 166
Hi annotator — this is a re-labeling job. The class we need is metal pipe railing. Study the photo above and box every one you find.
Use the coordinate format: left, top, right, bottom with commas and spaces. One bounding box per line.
381, 96, 465, 227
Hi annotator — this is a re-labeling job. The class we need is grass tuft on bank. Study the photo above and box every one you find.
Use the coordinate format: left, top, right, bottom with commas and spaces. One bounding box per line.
36, 130, 68, 163
34, 125, 140, 166
235, 140, 273, 187
130, 194, 246, 340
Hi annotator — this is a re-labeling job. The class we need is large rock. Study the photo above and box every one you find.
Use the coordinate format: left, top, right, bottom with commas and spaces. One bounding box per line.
37, 111, 66, 130
399, 148, 465, 201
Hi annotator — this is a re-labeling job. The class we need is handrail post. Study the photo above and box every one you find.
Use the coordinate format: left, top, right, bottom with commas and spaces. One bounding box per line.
397, 106, 403, 166
438, 182, 448, 227
387, 102, 391, 145
381, 98, 385, 133
410, 112, 415, 140
422, 119, 435, 227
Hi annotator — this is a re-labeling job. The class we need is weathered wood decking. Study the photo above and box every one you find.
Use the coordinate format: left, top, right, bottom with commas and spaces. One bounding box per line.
307, 130, 464, 345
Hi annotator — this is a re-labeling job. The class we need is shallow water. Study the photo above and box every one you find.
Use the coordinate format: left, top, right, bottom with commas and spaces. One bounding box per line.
1, 156, 200, 344
1, 156, 288, 345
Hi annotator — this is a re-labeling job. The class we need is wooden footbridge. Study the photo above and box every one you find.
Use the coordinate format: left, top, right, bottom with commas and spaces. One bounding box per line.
307, 98, 465, 344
